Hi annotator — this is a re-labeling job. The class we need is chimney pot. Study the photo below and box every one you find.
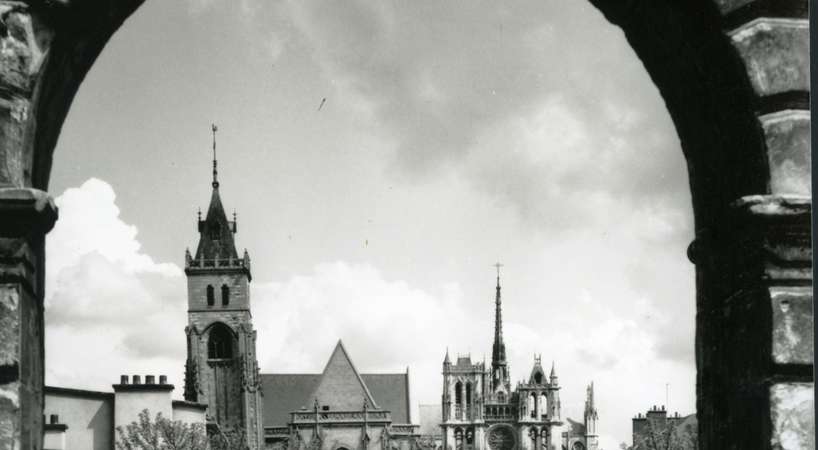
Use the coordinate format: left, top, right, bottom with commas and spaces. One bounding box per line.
159, 375, 168, 385
50, 414, 58, 424
120, 375, 129, 384
133, 375, 142, 385
146, 375, 156, 384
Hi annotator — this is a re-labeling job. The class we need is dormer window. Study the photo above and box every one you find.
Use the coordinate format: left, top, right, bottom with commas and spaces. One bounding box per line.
534, 372, 543, 384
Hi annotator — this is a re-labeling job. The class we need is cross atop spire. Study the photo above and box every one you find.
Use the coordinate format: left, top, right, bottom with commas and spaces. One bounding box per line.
211, 123, 219, 188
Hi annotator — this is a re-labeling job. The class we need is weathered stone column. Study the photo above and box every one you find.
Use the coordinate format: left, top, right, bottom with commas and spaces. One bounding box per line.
696, 3, 812, 449
0, 189, 57, 450
0, 1, 143, 448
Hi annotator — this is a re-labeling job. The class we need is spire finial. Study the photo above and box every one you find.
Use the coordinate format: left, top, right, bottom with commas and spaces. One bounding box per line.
494, 262, 503, 287
211, 123, 219, 188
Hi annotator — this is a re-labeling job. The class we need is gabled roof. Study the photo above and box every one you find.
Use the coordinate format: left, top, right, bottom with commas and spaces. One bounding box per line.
260, 342, 412, 427
307, 340, 378, 410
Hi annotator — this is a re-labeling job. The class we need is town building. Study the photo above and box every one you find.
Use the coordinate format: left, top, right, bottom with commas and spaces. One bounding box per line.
43, 375, 206, 450
630, 406, 696, 450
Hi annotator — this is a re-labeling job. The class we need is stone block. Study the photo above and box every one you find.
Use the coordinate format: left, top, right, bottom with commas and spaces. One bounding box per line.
0, 381, 21, 449
770, 287, 813, 364
729, 19, 809, 96
769, 383, 814, 450
759, 110, 811, 196
0, 284, 19, 368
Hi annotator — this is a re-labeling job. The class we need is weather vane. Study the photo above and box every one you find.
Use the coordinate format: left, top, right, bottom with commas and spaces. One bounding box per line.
211, 123, 219, 188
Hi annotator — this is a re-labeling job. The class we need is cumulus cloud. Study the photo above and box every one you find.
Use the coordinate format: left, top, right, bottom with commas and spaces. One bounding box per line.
45, 179, 186, 391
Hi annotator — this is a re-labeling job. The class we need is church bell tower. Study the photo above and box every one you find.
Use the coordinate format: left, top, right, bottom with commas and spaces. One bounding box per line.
183, 125, 263, 449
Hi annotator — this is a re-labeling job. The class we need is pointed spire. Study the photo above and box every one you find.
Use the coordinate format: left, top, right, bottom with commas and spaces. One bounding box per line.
491, 262, 509, 391
193, 124, 246, 275
211, 123, 219, 189
444, 347, 451, 365
491, 263, 506, 364
550, 361, 557, 379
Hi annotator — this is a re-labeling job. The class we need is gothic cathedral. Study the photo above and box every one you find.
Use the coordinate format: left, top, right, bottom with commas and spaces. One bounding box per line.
183, 130, 264, 449
440, 271, 599, 450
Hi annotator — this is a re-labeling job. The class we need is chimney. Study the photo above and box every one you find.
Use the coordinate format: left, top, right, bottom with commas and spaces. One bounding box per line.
120, 375, 129, 384
132, 375, 142, 385
145, 375, 156, 385
50, 414, 59, 424
159, 375, 168, 385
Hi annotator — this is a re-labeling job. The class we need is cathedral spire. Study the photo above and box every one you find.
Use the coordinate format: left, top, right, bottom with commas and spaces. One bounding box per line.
491, 262, 508, 391
192, 124, 241, 265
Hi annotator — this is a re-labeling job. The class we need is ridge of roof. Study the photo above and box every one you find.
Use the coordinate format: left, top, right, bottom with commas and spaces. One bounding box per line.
306, 340, 379, 410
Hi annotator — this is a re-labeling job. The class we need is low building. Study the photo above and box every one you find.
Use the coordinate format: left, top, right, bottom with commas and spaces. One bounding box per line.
44, 375, 206, 450
631, 406, 696, 450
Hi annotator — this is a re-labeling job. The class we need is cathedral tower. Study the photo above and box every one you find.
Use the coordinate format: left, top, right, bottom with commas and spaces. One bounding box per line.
183, 125, 263, 449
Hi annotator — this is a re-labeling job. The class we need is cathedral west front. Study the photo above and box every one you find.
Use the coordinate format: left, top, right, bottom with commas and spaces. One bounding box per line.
437, 270, 599, 450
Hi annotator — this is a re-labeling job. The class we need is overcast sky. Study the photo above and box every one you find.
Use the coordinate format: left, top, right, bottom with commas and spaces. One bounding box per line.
45, 1, 696, 448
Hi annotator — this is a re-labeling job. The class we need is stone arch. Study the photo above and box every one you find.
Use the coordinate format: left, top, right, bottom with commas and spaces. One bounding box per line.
0, 1, 809, 449
206, 322, 236, 359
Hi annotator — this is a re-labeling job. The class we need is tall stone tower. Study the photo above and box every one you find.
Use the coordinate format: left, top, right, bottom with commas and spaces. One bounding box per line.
183, 125, 263, 449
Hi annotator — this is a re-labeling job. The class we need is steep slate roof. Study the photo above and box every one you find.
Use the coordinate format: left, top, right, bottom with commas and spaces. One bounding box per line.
308, 340, 378, 410
260, 341, 411, 427
260, 374, 320, 427
195, 187, 239, 260
360, 374, 410, 423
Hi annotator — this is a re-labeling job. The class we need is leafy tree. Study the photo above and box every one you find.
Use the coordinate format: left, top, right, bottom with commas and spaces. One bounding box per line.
629, 417, 698, 450
115, 409, 209, 450
209, 428, 249, 450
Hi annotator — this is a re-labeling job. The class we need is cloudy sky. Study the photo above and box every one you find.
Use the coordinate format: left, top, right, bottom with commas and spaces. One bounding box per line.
45, 1, 696, 447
